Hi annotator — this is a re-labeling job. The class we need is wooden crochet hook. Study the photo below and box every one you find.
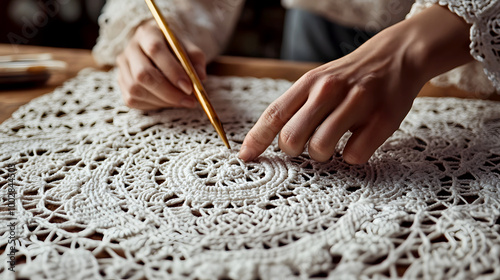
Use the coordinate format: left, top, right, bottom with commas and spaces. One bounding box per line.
145, 0, 231, 149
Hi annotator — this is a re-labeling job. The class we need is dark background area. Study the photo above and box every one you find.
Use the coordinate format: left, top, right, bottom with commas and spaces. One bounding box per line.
0, 0, 286, 58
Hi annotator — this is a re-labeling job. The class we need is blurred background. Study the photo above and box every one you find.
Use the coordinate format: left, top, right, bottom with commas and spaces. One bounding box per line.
0, 0, 286, 58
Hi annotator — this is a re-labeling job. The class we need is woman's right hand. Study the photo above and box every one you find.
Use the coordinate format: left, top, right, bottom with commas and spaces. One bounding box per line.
116, 19, 206, 110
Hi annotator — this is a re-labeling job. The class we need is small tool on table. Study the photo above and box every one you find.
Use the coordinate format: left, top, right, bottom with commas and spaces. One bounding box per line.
0, 53, 67, 86
145, 0, 231, 149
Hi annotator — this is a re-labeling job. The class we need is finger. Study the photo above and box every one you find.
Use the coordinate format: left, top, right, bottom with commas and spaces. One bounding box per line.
342, 111, 401, 164
125, 42, 198, 108
278, 75, 347, 157
308, 83, 375, 162
117, 53, 176, 109
135, 23, 193, 95
183, 39, 207, 81
239, 72, 316, 162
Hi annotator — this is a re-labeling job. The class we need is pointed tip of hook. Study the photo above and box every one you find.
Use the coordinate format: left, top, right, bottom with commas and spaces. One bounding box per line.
221, 135, 231, 150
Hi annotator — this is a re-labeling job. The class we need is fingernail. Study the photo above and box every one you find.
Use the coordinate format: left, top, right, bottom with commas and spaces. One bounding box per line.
181, 98, 196, 108
238, 145, 254, 162
178, 79, 192, 95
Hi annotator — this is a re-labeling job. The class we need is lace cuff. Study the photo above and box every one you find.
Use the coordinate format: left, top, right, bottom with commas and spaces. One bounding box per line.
407, 0, 500, 95
93, 0, 243, 66
93, 0, 161, 66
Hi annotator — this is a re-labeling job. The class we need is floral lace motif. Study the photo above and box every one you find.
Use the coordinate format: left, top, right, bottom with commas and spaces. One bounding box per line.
1, 70, 500, 279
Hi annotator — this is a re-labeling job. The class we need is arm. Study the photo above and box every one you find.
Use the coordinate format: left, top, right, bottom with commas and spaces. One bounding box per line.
411, 0, 500, 95
239, 4, 473, 164
93, 0, 244, 110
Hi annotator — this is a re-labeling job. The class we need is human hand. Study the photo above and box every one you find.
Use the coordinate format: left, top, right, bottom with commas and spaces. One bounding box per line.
239, 35, 423, 165
239, 5, 472, 164
116, 19, 206, 110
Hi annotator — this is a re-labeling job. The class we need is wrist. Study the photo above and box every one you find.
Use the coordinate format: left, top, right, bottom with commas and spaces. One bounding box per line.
398, 4, 474, 82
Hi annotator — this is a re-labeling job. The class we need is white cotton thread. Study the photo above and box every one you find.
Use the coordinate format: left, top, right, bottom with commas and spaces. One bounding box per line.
0, 69, 499, 279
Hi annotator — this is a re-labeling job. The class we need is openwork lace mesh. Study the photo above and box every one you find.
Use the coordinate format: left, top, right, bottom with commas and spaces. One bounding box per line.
1, 69, 500, 279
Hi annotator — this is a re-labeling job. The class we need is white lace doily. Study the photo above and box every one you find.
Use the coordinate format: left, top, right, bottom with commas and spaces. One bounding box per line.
1, 69, 500, 279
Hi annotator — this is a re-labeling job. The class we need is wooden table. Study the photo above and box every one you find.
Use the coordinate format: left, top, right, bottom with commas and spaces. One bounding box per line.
1, 44, 498, 124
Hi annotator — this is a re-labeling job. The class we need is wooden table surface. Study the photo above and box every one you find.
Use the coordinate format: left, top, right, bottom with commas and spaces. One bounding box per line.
1, 44, 498, 124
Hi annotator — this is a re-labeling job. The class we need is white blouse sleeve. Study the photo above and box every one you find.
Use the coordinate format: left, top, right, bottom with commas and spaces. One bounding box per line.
92, 0, 244, 66
407, 0, 500, 96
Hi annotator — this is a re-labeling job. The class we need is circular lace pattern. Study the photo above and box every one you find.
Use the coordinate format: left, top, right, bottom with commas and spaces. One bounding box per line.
1, 69, 500, 279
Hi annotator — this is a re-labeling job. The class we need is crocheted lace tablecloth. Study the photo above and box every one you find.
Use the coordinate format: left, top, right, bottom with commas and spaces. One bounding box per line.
1, 69, 499, 279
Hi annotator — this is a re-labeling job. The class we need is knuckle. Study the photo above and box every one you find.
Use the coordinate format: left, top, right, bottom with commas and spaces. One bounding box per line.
247, 103, 287, 149
323, 74, 342, 85
312, 74, 347, 102
263, 102, 285, 128
308, 140, 332, 162
308, 139, 327, 155
319, 74, 344, 91
279, 127, 303, 156
145, 40, 163, 56
301, 69, 318, 82
134, 68, 154, 85
128, 84, 145, 100
351, 74, 378, 100
136, 21, 154, 36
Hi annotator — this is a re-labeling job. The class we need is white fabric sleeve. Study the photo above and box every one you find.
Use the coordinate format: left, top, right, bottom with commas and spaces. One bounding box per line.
281, 0, 414, 31
407, 1, 500, 96
92, 0, 244, 66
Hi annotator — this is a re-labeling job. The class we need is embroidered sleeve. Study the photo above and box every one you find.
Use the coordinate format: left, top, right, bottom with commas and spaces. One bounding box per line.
408, 0, 500, 95
92, 0, 244, 66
